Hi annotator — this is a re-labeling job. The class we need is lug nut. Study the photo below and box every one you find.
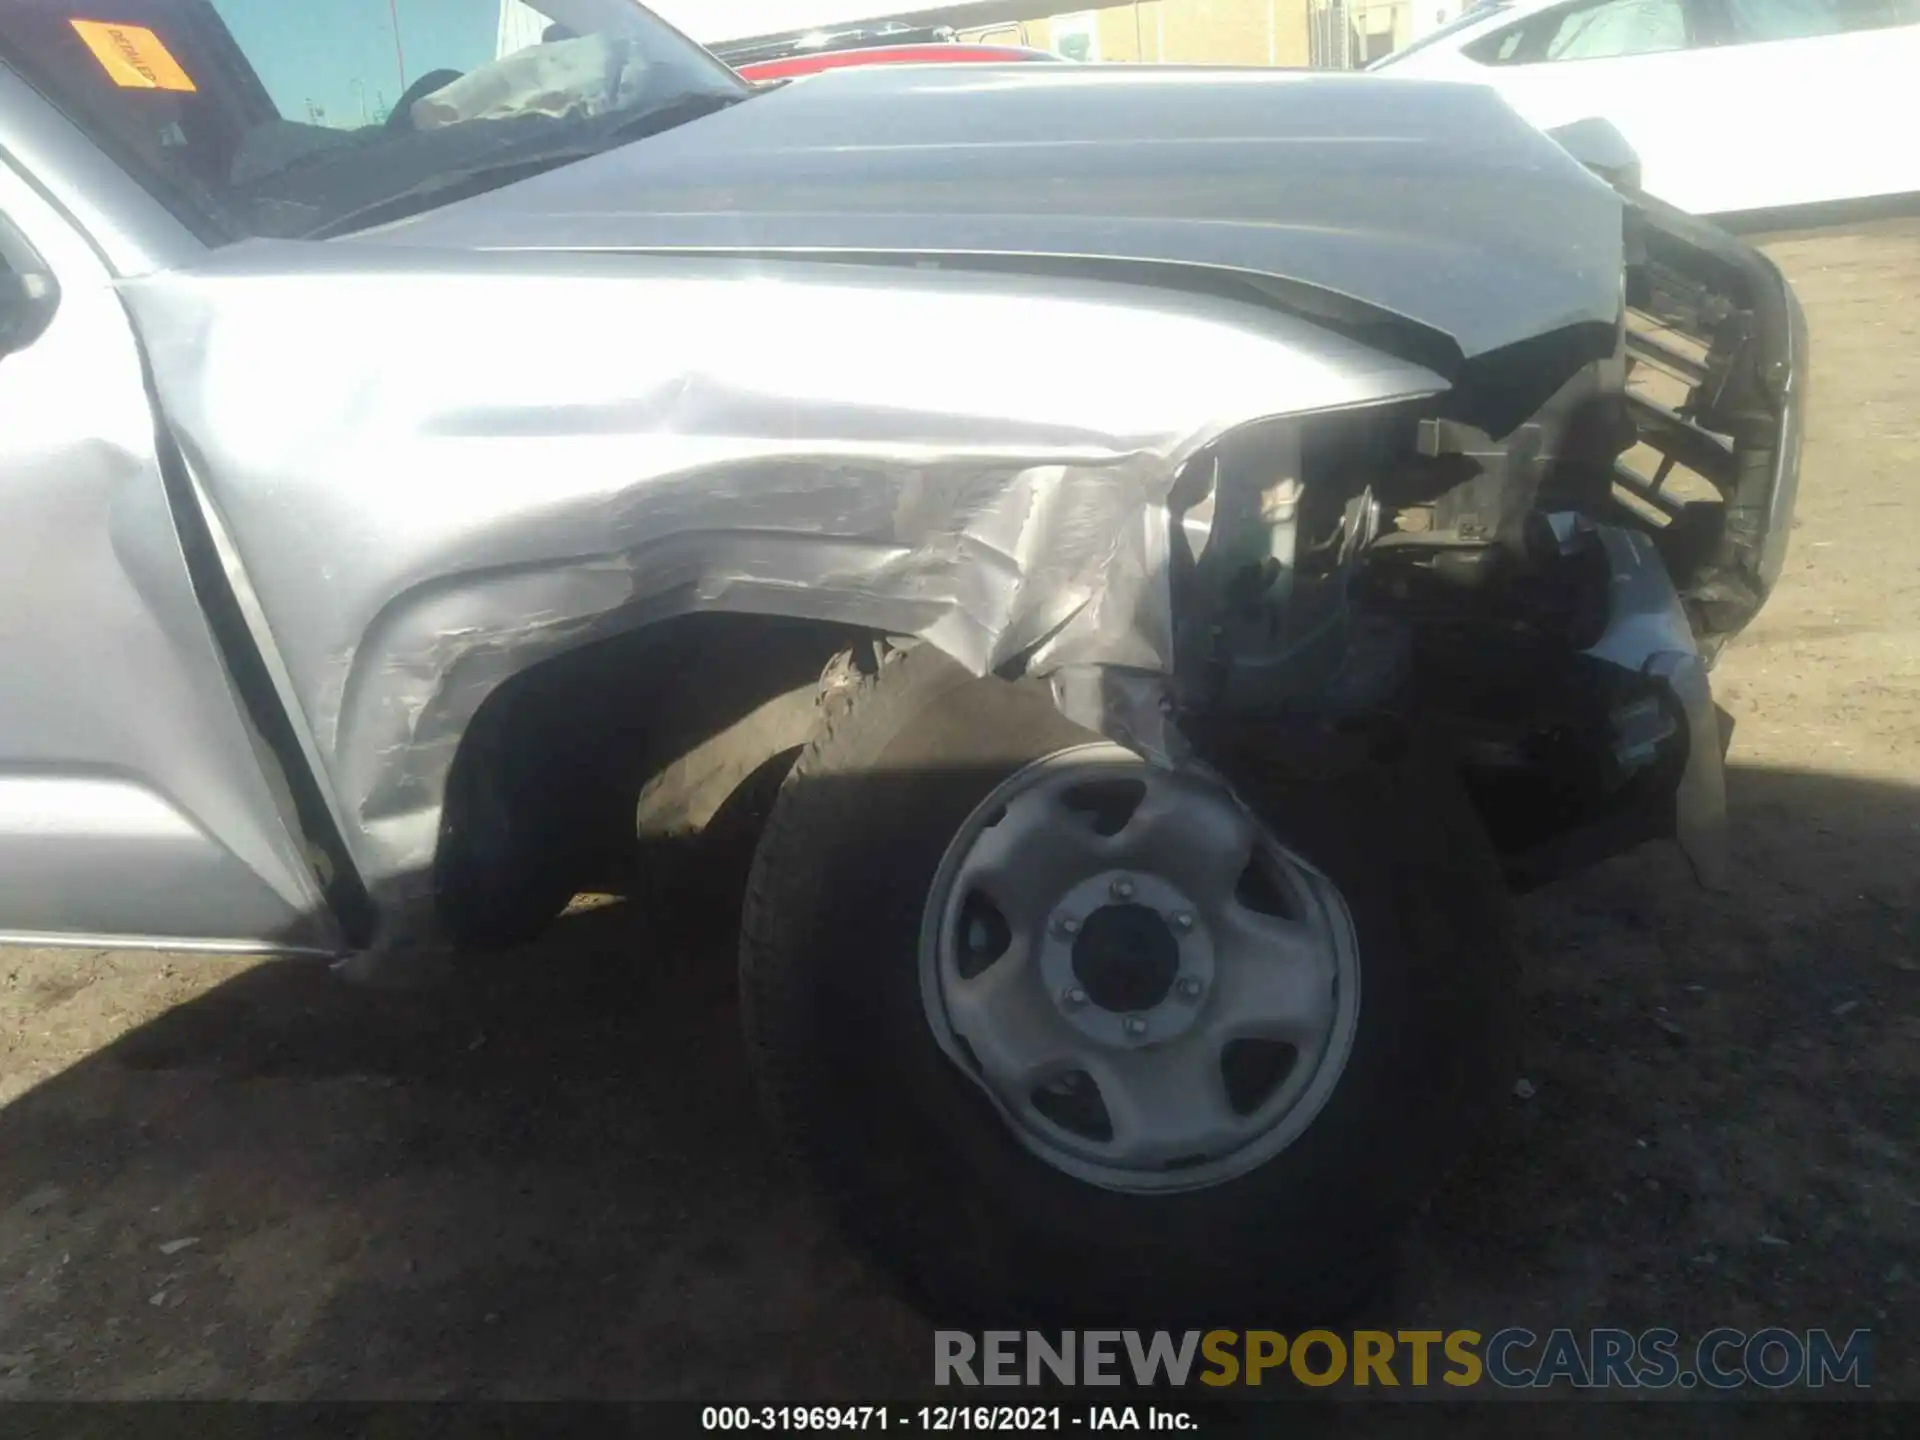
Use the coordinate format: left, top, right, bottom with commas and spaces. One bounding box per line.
1062, 986, 1088, 1010
1054, 914, 1081, 937
1176, 976, 1203, 1001
1111, 877, 1136, 901
1171, 912, 1195, 932
1123, 1015, 1148, 1038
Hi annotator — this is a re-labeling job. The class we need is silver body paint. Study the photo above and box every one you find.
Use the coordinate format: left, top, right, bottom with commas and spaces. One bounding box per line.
0, 56, 1792, 955
0, 125, 327, 950
124, 247, 1445, 921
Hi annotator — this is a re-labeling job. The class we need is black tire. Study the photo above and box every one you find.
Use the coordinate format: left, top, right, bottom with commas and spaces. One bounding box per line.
739, 644, 1517, 1324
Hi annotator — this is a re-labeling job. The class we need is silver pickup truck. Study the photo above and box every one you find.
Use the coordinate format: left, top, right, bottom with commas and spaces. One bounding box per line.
0, 0, 1802, 1323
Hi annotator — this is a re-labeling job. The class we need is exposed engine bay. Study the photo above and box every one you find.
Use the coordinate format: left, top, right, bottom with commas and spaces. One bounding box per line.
0, 1, 1824, 1328
112, 68, 1805, 959
1157, 190, 1804, 891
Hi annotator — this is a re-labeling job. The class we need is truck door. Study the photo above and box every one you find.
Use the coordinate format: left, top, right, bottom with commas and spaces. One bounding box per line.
0, 142, 335, 952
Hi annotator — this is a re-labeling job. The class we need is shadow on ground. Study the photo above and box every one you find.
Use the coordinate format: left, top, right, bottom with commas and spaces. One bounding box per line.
0, 763, 1912, 1400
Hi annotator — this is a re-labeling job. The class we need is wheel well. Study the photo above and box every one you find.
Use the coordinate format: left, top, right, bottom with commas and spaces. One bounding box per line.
433, 612, 876, 947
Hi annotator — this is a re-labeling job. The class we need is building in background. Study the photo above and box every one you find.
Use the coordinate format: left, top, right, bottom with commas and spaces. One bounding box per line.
492, 1, 1455, 71
996, 3, 1314, 66
678, 1, 1321, 68
955, 1, 1472, 66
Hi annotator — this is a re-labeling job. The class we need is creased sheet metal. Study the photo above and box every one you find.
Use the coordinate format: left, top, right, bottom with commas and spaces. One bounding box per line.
1579, 522, 1730, 889
374, 65, 1629, 364
122, 244, 1446, 910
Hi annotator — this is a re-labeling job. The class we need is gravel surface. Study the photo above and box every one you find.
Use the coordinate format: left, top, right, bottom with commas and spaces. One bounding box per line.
0, 225, 1914, 1402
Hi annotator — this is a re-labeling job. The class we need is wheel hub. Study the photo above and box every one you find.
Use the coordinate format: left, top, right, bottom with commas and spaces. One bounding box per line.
1041, 869, 1214, 1049
919, 743, 1362, 1194
1071, 903, 1179, 1013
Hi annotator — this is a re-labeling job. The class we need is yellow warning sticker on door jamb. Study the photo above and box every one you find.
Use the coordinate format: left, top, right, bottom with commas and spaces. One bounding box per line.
70, 20, 198, 93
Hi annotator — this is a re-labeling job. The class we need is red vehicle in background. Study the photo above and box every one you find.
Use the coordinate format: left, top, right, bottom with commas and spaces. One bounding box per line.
735, 43, 1059, 82
714, 22, 1060, 83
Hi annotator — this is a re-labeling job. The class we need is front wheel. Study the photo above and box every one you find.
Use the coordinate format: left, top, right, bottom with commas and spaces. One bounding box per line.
739, 646, 1516, 1322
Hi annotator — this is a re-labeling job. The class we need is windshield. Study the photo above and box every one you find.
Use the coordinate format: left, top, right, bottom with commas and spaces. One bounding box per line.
0, 1, 749, 241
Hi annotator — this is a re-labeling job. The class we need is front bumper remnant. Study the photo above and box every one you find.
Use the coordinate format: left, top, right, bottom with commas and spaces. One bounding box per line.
1582, 523, 1728, 890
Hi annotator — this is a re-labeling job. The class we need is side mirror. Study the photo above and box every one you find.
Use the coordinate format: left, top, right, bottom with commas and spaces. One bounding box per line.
0, 267, 58, 357
1547, 116, 1643, 194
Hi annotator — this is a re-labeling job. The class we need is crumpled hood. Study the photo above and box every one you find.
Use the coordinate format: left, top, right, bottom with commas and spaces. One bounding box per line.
362, 65, 1628, 364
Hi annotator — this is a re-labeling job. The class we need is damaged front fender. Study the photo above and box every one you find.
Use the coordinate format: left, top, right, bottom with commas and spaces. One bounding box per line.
122, 244, 1447, 932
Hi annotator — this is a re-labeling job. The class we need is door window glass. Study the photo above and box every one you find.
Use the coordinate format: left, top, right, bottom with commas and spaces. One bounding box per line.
1722, 0, 1918, 40
1466, 0, 1692, 61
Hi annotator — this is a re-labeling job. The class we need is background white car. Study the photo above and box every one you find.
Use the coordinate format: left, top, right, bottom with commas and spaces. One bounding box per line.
1371, 0, 1920, 219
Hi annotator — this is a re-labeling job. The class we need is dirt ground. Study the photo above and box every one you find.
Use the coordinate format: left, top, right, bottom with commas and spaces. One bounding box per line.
0, 225, 1914, 1404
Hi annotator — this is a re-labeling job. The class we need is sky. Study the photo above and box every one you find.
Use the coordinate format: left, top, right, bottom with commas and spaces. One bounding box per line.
211, 0, 502, 127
